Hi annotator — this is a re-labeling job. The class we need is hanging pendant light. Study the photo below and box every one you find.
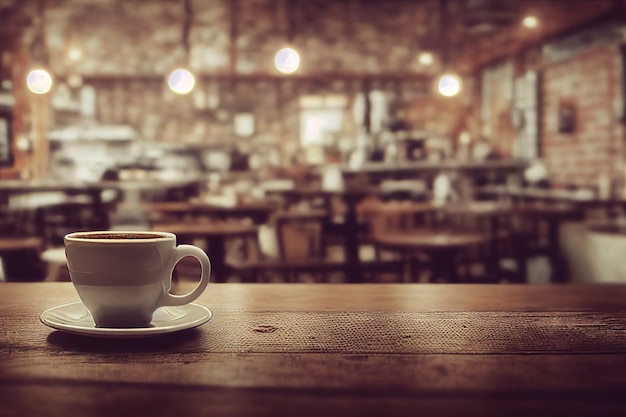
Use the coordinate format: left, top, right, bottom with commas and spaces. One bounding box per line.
274, 1, 300, 75
437, 73, 462, 97
436, 0, 462, 98
68, 48, 83, 61
418, 52, 435, 66
522, 15, 539, 29
168, 0, 195, 94
26, 68, 53, 95
274, 47, 301, 74
26, 2, 53, 95
168, 68, 195, 94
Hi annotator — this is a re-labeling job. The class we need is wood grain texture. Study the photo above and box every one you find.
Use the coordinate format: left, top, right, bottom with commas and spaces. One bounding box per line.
8, 282, 626, 312
2, 283, 626, 417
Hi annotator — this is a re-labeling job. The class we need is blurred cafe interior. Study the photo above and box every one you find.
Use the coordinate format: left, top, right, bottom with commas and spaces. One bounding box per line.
2, 0, 626, 286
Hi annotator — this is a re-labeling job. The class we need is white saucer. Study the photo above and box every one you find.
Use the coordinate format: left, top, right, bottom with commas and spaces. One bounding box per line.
40, 302, 212, 338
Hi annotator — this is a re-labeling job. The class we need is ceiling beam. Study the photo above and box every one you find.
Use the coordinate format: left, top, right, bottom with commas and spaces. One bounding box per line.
474, 4, 620, 74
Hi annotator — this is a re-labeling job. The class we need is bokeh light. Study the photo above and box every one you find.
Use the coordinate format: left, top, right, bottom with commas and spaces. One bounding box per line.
67, 74, 84, 88
26, 69, 54, 94
522, 15, 539, 29
167, 68, 195, 94
437, 74, 462, 97
418, 52, 434, 66
274, 47, 301, 74
68, 48, 83, 61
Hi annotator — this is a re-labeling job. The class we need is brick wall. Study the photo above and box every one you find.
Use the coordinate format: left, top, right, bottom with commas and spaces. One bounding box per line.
478, 23, 626, 189
541, 45, 624, 188
44, 0, 438, 77
30, 0, 464, 161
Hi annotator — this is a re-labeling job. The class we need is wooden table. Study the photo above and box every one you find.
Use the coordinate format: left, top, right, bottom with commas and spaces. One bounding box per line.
146, 200, 276, 225
374, 232, 493, 282
3, 283, 626, 416
444, 201, 515, 279
152, 222, 259, 283
478, 185, 625, 217
0, 179, 205, 233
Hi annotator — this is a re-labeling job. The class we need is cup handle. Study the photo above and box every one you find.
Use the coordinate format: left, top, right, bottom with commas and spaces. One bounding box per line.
158, 244, 211, 307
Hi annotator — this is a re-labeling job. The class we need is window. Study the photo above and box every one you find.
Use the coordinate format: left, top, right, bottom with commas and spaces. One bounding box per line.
299, 95, 347, 146
0, 107, 13, 167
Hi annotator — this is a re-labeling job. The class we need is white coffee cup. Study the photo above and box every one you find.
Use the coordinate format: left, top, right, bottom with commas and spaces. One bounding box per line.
64, 231, 211, 328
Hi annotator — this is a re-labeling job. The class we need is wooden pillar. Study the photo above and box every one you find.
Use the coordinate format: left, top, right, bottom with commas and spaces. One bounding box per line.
30, 92, 50, 179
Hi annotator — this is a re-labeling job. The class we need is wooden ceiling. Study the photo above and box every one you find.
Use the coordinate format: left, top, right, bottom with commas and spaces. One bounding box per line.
0, 0, 622, 75
449, 0, 620, 72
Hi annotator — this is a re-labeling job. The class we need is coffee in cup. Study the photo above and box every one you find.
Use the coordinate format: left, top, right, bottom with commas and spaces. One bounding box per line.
64, 231, 211, 328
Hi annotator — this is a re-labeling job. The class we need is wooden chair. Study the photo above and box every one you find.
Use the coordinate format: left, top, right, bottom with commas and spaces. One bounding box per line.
233, 210, 347, 283
363, 199, 515, 283
0, 236, 46, 282
359, 199, 440, 282
441, 202, 509, 283
36, 201, 110, 247
507, 203, 583, 283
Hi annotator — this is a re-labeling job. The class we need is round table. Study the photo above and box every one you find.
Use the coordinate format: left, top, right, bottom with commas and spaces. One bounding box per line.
374, 231, 493, 282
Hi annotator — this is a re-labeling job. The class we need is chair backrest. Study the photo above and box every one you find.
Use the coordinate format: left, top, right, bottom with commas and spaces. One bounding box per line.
36, 202, 108, 247
360, 200, 438, 238
274, 210, 327, 260
442, 201, 509, 234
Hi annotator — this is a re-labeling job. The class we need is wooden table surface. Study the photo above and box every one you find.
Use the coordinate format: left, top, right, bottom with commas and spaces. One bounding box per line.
151, 221, 259, 238
374, 231, 491, 249
145, 200, 276, 225
2, 283, 626, 417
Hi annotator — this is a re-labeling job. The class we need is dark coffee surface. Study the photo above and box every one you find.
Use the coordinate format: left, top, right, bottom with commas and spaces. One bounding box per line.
73, 233, 164, 240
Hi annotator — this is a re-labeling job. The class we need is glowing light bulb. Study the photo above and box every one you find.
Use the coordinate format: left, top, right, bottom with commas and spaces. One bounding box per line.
274, 47, 300, 74
437, 74, 462, 97
522, 15, 539, 29
418, 52, 434, 66
16, 135, 30, 151
68, 48, 82, 61
26, 69, 53, 94
168, 68, 195, 94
